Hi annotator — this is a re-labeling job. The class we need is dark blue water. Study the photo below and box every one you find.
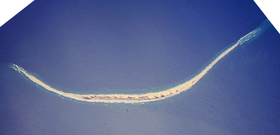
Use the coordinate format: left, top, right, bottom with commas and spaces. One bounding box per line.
1, 0, 280, 135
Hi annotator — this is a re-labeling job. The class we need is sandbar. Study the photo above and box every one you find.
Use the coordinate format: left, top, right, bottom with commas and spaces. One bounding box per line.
10, 20, 270, 103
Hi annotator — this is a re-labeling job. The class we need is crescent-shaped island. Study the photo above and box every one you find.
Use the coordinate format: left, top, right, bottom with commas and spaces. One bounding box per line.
10, 20, 271, 103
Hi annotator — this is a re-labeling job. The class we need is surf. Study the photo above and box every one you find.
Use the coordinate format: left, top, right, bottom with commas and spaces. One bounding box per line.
10, 19, 271, 103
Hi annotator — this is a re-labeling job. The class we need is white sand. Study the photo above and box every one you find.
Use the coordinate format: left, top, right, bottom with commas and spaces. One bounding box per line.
10, 20, 269, 103
10, 42, 239, 103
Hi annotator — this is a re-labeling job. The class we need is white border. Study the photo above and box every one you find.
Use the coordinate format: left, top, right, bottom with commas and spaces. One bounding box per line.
0, 0, 34, 27
254, 0, 280, 34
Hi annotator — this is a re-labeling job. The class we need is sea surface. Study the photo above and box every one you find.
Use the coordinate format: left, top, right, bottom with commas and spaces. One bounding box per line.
1, 0, 280, 134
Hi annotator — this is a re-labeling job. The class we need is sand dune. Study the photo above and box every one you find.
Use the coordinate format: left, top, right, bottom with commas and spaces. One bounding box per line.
10, 19, 270, 103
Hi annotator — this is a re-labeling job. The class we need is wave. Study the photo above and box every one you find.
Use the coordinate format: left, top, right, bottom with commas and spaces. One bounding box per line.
10, 19, 271, 103
238, 19, 271, 45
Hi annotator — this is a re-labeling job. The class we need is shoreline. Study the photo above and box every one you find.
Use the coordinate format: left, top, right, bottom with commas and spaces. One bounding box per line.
9, 20, 270, 103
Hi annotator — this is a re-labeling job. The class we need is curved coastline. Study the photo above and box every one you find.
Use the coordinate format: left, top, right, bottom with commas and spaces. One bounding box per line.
10, 20, 270, 103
